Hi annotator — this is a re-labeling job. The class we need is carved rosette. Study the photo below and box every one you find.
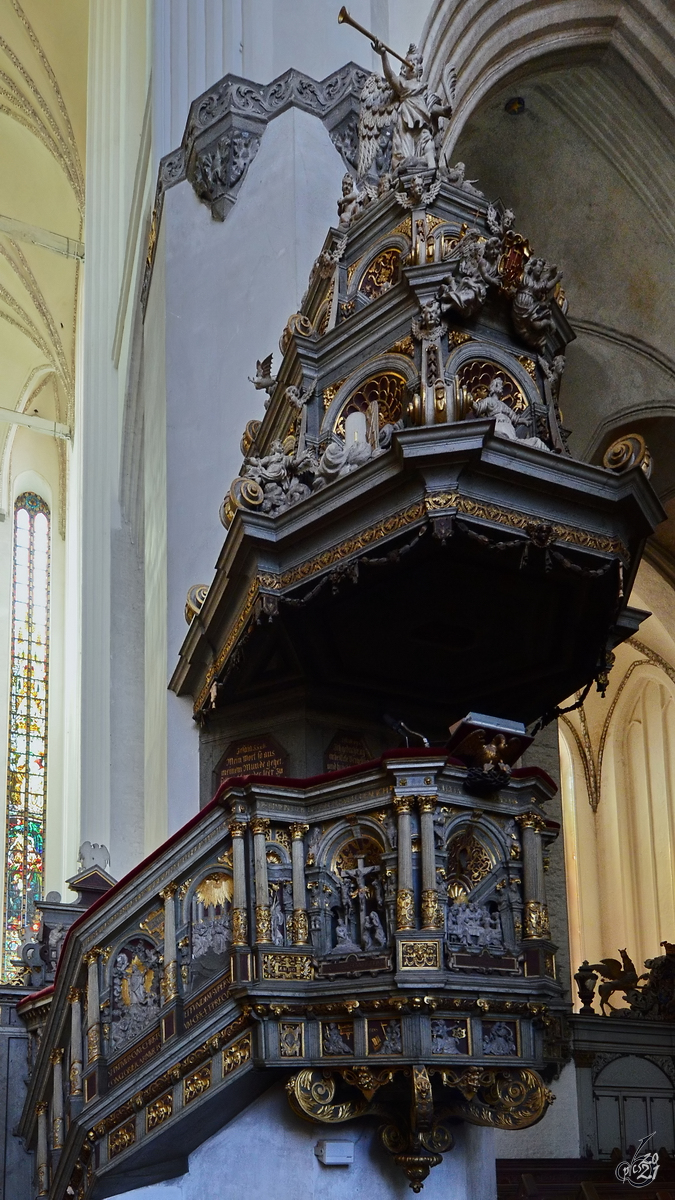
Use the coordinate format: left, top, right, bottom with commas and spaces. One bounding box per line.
232, 908, 248, 945
292, 908, 309, 946
421, 889, 443, 929
255, 905, 272, 944
396, 888, 415, 930
524, 900, 551, 939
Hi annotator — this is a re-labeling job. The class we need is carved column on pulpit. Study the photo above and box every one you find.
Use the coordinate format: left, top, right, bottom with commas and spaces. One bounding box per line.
251, 817, 272, 943
395, 797, 415, 930
290, 823, 309, 945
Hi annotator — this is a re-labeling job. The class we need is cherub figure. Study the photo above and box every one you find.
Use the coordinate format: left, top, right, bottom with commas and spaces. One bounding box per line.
337, 173, 362, 229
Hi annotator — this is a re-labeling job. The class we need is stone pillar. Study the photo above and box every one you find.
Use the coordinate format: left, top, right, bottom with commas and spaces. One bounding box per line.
251, 817, 272, 943
160, 883, 178, 1002
84, 949, 101, 1065
50, 1048, 65, 1150
229, 820, 248, 945
395, 797, 415, 930
68, 988, 83, 1098
36, 1101, 49, 1196
418, 795, 440, 929
290, 823, 309, 945
518, 814, 550, 938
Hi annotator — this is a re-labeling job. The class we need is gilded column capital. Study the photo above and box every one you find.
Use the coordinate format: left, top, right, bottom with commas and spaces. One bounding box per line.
394, 796, 414, 815
67, 986, 82, 1003
289, 823, 309, 840
83, 948, 100, 966
229, 819, 247, 838
517, 812, 546, 832
417, 794, 437, 813
50, 1047, 65, 1065
250, 817, 271, 837
159, 882, 178, 901
35, 1101, 48, 1116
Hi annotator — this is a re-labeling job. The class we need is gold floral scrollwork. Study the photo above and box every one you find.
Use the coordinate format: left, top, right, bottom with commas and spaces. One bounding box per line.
87, 1026, 101, 1062
340, 1064, 397, 1101
232, 908, 248, 944
222, 1032, 252, 1076
400, 941, 440, 969
255, 905, 272, 943
421, 890, 443, 930
524, 901, 550, 939
396, 889, 416, 931
162, 959, 178, 1004
394, 795, 414, 815
108, 1118, 136, 1159
286, 1069, 369, 1123
358, 248, 401, 300
183, 1063, 211, 1105
261, 953, 314, 981
293, 909, 309, 945
437, 1066, 554, 1129
146, 1091, 173, 1133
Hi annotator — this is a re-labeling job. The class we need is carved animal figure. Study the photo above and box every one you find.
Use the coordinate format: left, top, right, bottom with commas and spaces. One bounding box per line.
248, 353, 277, 395
590, 949, 640, 1014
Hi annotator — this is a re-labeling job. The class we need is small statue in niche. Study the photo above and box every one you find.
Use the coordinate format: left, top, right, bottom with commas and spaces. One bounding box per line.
270, 886, 285, 947
48, 924, 65, 970
512, 256, 563, 351
364, 910, 387, 952
328, 919, 362, 956
483, 1022, 516, 1055
439, 233, 489, 318
305, 826, 322, 867
470, 377, 550, 453
383, 810, 398, 849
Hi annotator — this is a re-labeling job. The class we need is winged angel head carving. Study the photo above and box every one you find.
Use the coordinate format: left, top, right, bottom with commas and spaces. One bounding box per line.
357, 44, 456, 179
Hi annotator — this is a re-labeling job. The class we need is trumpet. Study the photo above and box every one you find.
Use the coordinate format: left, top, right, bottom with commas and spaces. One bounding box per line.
338, 6, 414, 69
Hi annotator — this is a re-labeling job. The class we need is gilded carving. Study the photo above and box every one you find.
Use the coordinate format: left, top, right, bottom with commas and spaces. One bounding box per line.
279, 1022, 305, 1058
292, 909, 310, 945
262, 952, 314, 981
222, 1032, 252, 1076
232, 908, 248, 944
436, 1066, 554, 1129
396, 889, 415, 930
251, 817, 271, 837
145, 1091, 173, 1132
524, 901, 550, 939
286, 1068, 368, 1122
255, 905, 272, 943
421, 889, 443, 929
183, 1063, 211, 1104
87, 1025, 100, 1062
400, 940, 440, 969
108, 1118, 136, 1159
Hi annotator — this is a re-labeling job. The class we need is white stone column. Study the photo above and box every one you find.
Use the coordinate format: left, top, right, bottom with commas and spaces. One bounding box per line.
229, 820, 248, 944
36, 1101, 49, 1196
418, 795, 440, 929
290, 823, 309, 945
84, 950, 101, 1065
50, 1048, 64, 1150
251, 817, 271, 943
68, 987, 83, 1098
395, 797, 415, 930
160, 883, 178, 1001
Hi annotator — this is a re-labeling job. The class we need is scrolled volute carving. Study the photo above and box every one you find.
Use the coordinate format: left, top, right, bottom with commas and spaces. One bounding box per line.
603, 433, 652, 479
436, 1065, 554, 1128
286, 1067, 369, 1123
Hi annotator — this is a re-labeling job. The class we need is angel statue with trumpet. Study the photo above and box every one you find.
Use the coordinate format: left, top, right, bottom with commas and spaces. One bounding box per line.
339, 6, 456, 176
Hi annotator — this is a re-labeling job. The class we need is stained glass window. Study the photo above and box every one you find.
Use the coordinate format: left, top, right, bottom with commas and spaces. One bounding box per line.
2, 492, 50, 980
